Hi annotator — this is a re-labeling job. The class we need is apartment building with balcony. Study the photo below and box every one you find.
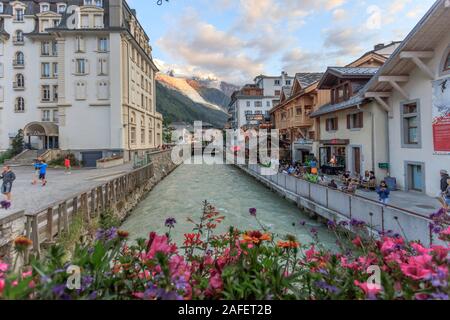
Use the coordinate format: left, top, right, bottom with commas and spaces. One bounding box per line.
0, 0, 162, 166
270, 73, 326, 162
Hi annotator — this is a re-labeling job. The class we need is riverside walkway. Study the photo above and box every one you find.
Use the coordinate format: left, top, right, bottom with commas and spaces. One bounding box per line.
0, 163, 134, 216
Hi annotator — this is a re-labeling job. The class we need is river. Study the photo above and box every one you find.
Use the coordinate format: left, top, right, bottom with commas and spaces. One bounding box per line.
121, 162, 337, 248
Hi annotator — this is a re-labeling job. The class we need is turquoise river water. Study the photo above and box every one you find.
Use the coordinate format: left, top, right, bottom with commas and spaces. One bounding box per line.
121, 162, 336, 247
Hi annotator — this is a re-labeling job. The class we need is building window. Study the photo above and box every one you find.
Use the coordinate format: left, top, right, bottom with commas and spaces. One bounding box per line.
0, 3, 3, 14
75, 81, 87, 100
42, 110, 51, 122
296, 107, 302, 116
266, 101, 271, 107
15, 74, 25, 88
14, 52, 24, 66
274, 80, 280, 85
41, 4, 50, 13
401, 100, 421, 148
14, 30, 24, 44
246, 101, 251, 107
97, 81, 109, 100
98, 58, 108, 75
130, 127, 136, 145
52, 41, 58, 55
275, 90, 281, 96
41, 42, 50, 55
42, 85, 51, 101
14, 9, 24, 22
255, 101, 262, 107
98, 37, 108, 52
53, 110, 59, 123
76, 59, 86, 74
53, 63, 58, 78
58, 4, 67, 14
347, 112, 364, 129
286, 80, 291, 85
41, 63, 51, 78
75, 36, 85, 52
325, 117, 338, 131
15, 97, 25, 112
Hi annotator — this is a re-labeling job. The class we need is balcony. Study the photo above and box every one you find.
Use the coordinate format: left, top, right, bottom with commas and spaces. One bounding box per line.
13, 37, 24, 45
13, 82, 25, 91
13, 60, 25, 68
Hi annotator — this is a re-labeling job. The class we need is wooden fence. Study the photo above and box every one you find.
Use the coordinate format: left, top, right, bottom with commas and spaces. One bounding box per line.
24, 163, 154, 258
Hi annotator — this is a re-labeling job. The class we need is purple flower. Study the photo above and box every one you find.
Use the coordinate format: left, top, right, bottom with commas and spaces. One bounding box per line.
431, 293, 449, 300
165, 217, 177, 228
96, 227, 118, 241
327, 220, 336, 229
249, 208, 257, 217
314, 281, 341, 294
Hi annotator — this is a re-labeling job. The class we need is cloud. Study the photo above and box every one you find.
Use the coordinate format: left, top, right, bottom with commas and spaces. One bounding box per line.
157, 10, 264, 83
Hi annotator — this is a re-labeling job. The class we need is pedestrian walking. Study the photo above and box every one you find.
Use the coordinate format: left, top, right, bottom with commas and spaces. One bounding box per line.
32, 158, 41, 185
0, 166, 16, 209
376, 181, 390, 205
64, 156, 72, 175
38, 160, 48, 186
440, 170, 449, 194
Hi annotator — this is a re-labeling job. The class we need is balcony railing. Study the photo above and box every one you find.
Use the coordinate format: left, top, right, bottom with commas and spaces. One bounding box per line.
13, 82, 25, 90
13, 37, 25, 45
13, 60, 25, 68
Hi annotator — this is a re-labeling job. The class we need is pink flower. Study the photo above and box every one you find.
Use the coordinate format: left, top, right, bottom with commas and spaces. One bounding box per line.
22, 270, 33, 278
145, 235, 177, 260
380, 239, 396, 255
400, 254, 435, 280
354, 280, 382, 297
439, 227, 450, 241
411, 243, 431, 255
0, 279, 4, 294
209, 272, 223, 290
352, 237, 363, 248
431, 245, 449, 262
133, 292, 145, 299
0, 262, 8, 273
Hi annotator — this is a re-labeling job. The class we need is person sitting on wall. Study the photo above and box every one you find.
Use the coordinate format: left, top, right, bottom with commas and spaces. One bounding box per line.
328, 179, 338, 189
342, 171, 351, 185
342, 179, 358, 194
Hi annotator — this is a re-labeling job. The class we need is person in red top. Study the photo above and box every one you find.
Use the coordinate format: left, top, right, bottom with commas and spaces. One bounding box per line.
64, 156, 71, 175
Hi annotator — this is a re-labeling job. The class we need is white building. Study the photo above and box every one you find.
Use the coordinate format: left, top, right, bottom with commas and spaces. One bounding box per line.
365, 0, 450, 196
0, 0, 162, 166
228, 84, 275, 130
254, 71, 295, 104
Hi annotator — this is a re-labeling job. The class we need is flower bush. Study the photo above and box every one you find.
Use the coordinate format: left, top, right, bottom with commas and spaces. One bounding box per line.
0, 203, 449, 300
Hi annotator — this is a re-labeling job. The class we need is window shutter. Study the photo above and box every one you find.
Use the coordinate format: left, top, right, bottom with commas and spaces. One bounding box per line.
85, 59, 90, 74
335, 118, 338, 130
359, 112, 364, 128
326, 119, 329, 131
347, 115, 351, 129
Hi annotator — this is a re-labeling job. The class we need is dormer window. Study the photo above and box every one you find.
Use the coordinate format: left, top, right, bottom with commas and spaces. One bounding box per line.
84, 0, 102, 6
57, 4, 67, 14
14, 9, 25, 22
41, 4, 50, 13
0, 3, 3, 14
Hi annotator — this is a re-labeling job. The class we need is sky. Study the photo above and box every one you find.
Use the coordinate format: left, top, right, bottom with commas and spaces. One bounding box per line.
126, 0, 436, 84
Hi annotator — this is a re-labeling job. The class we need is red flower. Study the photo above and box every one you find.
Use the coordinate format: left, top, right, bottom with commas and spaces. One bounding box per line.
352, 236, 363, 248
183, 233, 202, 247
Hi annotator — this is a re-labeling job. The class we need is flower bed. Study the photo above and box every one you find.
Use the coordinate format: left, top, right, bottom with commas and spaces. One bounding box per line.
0, 204, 449, 300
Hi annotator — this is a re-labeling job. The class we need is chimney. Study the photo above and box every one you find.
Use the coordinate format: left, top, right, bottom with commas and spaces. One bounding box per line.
281, 71, 287, 85
374, 43, 385, 51
109, 0, 123, 27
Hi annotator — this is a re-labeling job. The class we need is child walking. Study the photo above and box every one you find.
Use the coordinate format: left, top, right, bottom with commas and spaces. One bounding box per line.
376, 181, 390, 205
64, 156, 71, 175
1, 166, 16, 209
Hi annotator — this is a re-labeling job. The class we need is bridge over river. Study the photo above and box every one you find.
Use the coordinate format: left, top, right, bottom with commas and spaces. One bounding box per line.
121, 162, 337, 247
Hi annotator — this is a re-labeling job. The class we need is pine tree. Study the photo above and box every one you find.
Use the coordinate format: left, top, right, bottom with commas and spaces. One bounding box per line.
11, 129, 25, 156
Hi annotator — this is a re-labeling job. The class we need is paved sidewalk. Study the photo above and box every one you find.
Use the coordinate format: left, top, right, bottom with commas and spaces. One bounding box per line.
319, 175, 442, 216
1, 163, 134, 215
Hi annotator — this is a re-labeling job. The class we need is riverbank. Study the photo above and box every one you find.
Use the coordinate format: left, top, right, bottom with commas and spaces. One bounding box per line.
0, 150, 179, 263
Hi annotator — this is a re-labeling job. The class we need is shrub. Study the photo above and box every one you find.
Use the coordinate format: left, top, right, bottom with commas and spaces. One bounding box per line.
0, 204, 449, 300
48, 153, 80, 167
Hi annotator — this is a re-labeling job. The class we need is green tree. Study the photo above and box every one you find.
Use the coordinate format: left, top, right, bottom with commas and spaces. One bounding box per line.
162, 119, 173, 143
11, 129, 25, 156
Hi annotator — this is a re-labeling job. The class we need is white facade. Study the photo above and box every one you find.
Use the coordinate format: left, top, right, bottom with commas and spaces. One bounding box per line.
254, 71, 295, 98
229, 96, 274, 129
0, 0, 162, 165
366, 0, 450, 196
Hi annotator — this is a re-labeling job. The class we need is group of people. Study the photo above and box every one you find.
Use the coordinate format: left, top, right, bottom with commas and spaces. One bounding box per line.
440, 170, 450, 211
278, 158, 319, 177
0, 156, 72, 210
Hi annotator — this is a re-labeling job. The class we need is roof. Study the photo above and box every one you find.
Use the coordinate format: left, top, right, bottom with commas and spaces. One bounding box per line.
318, 67, 379, 89
309, 95, 367, 118
295, 73, 324, 88
328, 67, 379, 77
365, 0, 450, 93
